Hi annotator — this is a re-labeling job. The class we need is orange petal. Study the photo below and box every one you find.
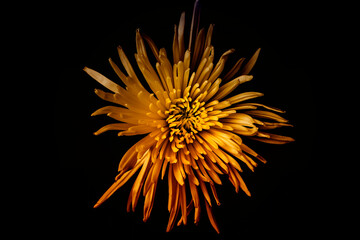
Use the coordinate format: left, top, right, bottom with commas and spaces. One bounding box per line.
205, 200, 220, 234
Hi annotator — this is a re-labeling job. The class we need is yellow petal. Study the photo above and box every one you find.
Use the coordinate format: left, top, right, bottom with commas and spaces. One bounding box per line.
203, 78, 221, 102
213, 75, 253, 101
117, 46, 141, 87
118, 125, 155, 136
240, 48, 261, 75
245, 110, 288, 123
222, 57, 245, 82
207, 48, 234, 83
225, 92, 264, 105
241, 143, 267, 164
84, 67, 122, 93
108, 58, 128, 86
93, 123, 134, 135
93, 89, 125, 106
91, 106, 126, 116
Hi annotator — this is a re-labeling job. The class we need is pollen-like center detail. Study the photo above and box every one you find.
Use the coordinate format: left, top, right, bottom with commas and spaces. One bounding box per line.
85, 0, 294, 233
166, 96, 208, 145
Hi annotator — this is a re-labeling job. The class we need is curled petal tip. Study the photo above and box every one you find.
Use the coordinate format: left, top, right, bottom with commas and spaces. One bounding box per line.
246, 75, 253, 80
88, 1, 293, 233
237, 75, 253, 84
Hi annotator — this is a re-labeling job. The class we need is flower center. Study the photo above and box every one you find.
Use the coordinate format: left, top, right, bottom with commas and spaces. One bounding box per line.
166, 96, 208, 144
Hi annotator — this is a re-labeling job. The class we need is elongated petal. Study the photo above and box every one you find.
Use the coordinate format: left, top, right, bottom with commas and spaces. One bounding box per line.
128, 151, 152, 212
94, 123, 134, 135
143, 183, 156, 221
108, 58, 128, 86
94, 154, 146, 208
240, 48, 261, 74
166, 181, 180, 232
251, 132, 295, 144
205, 200, 220, 233
93, 89, 125, 106
225, 92, 264, 105
173, 161, 185, 186
188, 0, 201, 51
89, 2, 294, 233
222, 57, 245, 82
84, 67, 123, 93
213, 75, 253, 101
117, 46, 140, 84
245, 110, 289, 123
180, 184, 187, 225
231, 165, 251, 196
118, 125, 155, 136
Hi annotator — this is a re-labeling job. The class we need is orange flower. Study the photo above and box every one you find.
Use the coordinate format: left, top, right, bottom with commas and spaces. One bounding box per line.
84, 0, 294, 233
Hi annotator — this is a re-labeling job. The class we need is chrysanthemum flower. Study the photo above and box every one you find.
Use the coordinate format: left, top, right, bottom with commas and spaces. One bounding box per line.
84, 0, 294, 233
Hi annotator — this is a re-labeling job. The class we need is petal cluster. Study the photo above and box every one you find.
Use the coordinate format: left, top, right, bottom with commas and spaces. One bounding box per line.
85, 2, 293, 233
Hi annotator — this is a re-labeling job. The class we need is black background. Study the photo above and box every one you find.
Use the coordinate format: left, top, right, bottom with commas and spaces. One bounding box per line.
53, 0, 318, 238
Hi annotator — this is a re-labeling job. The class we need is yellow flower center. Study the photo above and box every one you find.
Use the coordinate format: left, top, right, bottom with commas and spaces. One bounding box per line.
166, 96, 208, 145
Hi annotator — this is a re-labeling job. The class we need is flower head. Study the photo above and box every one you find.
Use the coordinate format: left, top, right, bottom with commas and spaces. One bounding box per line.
84, 0, 294, 233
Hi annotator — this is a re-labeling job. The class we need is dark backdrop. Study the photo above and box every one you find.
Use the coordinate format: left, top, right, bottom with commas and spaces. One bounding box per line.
53, 0, 317, 239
